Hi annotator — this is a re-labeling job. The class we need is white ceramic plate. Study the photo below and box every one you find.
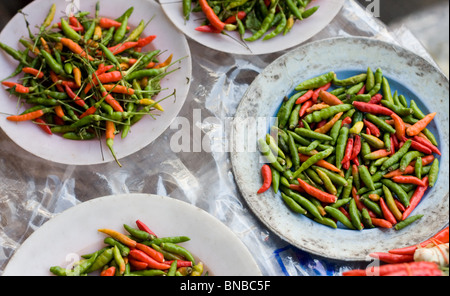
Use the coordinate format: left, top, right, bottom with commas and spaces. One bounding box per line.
0, 0, 191, 166
160, 0, 345, 55
231, 37, 449, 261
3, 193, 262, 276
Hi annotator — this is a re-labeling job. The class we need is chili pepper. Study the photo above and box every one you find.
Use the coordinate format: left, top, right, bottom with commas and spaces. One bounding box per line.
401, 176, 428, 220
296, 178, 337, 203
100, 266, 116, 276
60, 18, 82, 42
298, 153, 341, 173
352, 101, 393, 116
381, 185, 402, 222
381, 139, 411, 170
135, 219, 157, 237
2, 81, 30, 93
263, 10, 287, 41
65, 84, 86, 108
324, 206, 355, 230
318, 90, 344, 106
33, 118, 53, 135
361, 119, 380, 137
128, 249, 171, 269
60, 38, 94, 61
99, 17, 130, 30
0, 42, 30, 66
360, 133, 384, 150
370, 217, 393, 228
295, 127, 333, 142
314, 112, 343, 134
84, 247, 114, 273
286, 132, 300, 171
298, 100, 313, 118
40, 50, 64, 76
292, 148, 333, 179
7, 108, 52, 122
281, 192, 307, 214
378, 197, 397, 225
412, 136, 441, 155
341, 137, 354, 165
392, 175, 425, 187
257, 164, 272, 194
381, 179, 410, 207
342, 261, 440, 276
103, 237, 130, 257
406, 112, 436, 136
304, 104, 353, 123
105, 120, 122, 167
394, 214, 424, 231
111, 245, 126, 275
98, 228, 137, 248
198, 0, 236, 31
160, 242, 195, 264
22, 67, 44, 79
335, 126, 349, 170
389, 226, 449, 255
316, 167, 338, 195
295, 90, 313, 105
295, 72, 335, 92
428, 158, 439, 187
154, 54, 173, 69
195, 25, 221, 33
135, 243, 164, 263
246, 0, 278, 41
333, 73, 367, 87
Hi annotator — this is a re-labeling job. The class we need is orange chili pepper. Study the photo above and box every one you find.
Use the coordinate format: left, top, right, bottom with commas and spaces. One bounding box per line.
98, 228, 136, 248
22, 67, 44, 79
154, 54, 173, 69
318, 90, 343, 106
102, 84, 135, 95
314, 112, 343, 134
73, 67, 82, 88
406, 112, 436, 136
60, 38, 94, 61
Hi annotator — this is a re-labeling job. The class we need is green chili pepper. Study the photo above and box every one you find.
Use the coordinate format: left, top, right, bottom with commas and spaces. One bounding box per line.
271, 165, 280, 193
314, 166, 348, 187
101, 27, 115, 45
288, 103, 302, 129
348, 198, 363, 230
60, 18, 82, 42
40, 4, 56, 32
304, 104, 353, 123
360, 133, 385, 149
123, 224, 154, 240
161, 242, 195, 264
394, 214, 424, 230
126, 20, 145, 42
302, 6, 319, 18
364, 113, 396, 134
324, 206, 355, 230
84, 20, 96, 42
128, 269, 166, 276
360, 197, 382, 217
335, 126, 349, 169
113, 16, 128, 43
381, 100, 413, 116
124, 68, 164, 82
400, 151, 423, 171
358, 165, 375, 191
281, 187, 323, 221
104, 237, 130, 256
341, 176, 353, 199
258, 138, 285, 172
316, 168, 337, 195
40, 50, 64, 75
428, 158, 439, 187
381, 179, 410, 207
415, 156, 423, 179
0, 42, 30, 66
305, 168, 323, 185
295, 71, 335, 91
329, 119, 342, 145
292, 148, 333, 178
381, 77, 394, 103
333, 73, 367, 87
315, 217, 337, 228
381, 139, 412, 171
287, 132, 300, 170
330, 197, 351, 208
361, 208, 373, 228
63, 131, 96, 140
245, 0, 278, 41
365, 67, 375, 91
167, 260, 178, 276
85, 247, 114, 273
281, 192, 307, 214
295, 128, 333, 142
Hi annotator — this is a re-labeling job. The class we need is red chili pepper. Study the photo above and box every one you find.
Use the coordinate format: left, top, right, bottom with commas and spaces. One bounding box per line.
79, 105, 97, 119
401, 176, 428, 220
136, 35, 156, 48
2, 81, 30, 93
369, 252, 414, 263
49, 71, 65, 92
85, 71, 123, 94
299, 100, 313, 117
389, 226, 449, 255
370, 218, 393, 229
312, 82, 332, 102
57, 22, 84, 31
135, 243, 165, 263
289, 184, 305, 193
101, 90, 124, 112
128, 258, 148, 270
341, 137, 354, 165
412, 136, 441, 155
341, 116, 352, 126
257, 164, 272, 194
342, 261, 440, 276
107, 41, 139, 55
136, 219, 158, 237
100, 266, 116, 276
353, 101, 393, 116
65, 84, 86, 107
7, 109, 46, 122
224, 11, 247, 24
390, 113, 406, 140
392, 175, 427, 187
384, 266, 442, 276
350, 135, 361, 160
408, 138, 433, 154
316, 119, 327, 129
357, 85, 366, 95
394, 199, 406, 212
164, 260, 193, 268
295, 90, 313, 105
379, 197, 397, 225
34, 118, 53, 135
99, 17, 130, 30
198, 0, 236, 31
22, 67, 44, 79
69, 16, 84, 32
297, 178, 337, 203
363, 119, 380, 137
129, 249, 171, 270
368, 93, 383, 104
390, 134, 396, 155
339, 207, 351, 220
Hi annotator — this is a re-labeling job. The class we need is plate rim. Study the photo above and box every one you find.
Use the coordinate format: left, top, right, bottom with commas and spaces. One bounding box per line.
230, 35, 449, 261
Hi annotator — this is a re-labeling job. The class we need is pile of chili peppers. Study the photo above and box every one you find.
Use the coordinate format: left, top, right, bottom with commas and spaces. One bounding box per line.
50, 219, 206, 276
257, 67, 441, 231
184, 0, 319, 41
342, 226, 448, 276
0, 3, 178, 166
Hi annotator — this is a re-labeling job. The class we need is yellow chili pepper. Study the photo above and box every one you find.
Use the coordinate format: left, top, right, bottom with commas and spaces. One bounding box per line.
349, 121, 364, 134
93, 25, 102, 41
139, 98, 164, 112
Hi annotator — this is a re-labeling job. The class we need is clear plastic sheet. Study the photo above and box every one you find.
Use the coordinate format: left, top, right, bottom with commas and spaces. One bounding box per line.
0, 0, 445, 275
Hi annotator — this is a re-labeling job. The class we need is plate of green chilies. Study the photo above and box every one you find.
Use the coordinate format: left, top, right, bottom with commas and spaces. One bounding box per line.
231, 37, 449, 261
3, 193, 262, 276
160, 0, 345, 55
0, 0, 191, 166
